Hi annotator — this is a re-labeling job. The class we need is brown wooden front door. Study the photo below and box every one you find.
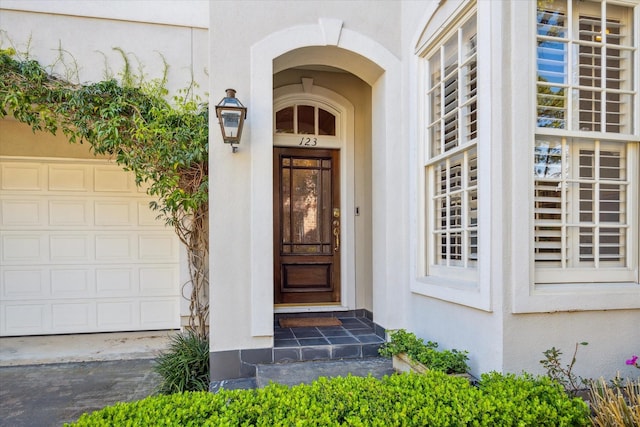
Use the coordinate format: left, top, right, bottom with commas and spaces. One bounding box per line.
274, 147, 341, 304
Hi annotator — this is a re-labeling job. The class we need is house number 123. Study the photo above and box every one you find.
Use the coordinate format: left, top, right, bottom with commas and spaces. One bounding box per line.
299, 137, 318, 146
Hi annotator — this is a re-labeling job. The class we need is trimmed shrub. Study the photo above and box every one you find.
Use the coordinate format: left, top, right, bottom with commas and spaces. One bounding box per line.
379, 329, 470, 374
154, 330, 209, 394
66, 371, 589, 426
476, 372, 590, 426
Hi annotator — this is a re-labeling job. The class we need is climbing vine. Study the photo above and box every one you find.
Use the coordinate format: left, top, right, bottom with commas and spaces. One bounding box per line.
0, 47, 210, 338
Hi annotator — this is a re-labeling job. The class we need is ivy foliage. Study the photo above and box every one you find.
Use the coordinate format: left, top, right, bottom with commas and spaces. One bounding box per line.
0, 47, 208, 225
0, 47, 210, 336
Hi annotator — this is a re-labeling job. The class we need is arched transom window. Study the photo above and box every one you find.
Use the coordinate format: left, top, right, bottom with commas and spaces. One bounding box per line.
275, 104, 336, 136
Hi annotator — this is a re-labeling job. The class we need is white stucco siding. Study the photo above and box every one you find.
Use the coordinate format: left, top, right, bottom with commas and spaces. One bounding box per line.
0, 0, 209, 29
209, 0, 407, 351
0, 9, 208, 99
409, 296, 504, 376
505, 311, 640, 381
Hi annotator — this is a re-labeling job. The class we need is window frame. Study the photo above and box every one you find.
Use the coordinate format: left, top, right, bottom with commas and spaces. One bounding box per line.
533, 0, 639, 285
536, 0, 636, 135
273, 98, 342, 150
533, 135, 638, 284
424, 10, 479, 283
413, 2, 492, 312
512, 0, 640, 313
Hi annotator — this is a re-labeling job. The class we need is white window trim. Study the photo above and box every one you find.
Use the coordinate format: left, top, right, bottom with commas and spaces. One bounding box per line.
273, 96, 342, 149
511, 0, 640, 313
412, 1, 493, 312
533, 137, 638, 282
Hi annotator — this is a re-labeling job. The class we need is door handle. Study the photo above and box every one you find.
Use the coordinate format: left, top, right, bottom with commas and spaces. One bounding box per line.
332, 219, 340, 252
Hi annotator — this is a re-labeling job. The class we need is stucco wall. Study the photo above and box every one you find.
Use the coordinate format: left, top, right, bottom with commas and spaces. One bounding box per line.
409, 296, 504, 376
209, 0, 406, 351
0, 9, 208, 100
505, 311, 640, 380
0, 0, 208, 29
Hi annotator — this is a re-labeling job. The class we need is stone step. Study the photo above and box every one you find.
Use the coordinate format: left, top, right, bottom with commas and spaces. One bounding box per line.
211, 357, 394, 391
256, 357, 394, 388
272, 340, 385, 364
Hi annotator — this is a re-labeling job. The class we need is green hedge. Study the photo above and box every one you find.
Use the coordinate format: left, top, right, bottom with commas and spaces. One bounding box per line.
67, 371, 589, 426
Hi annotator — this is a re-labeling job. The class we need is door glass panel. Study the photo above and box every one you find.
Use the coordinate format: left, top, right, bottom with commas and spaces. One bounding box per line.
282, 167, 291, 244
292, 167, 320, 249
276, 107, 294, 133
322, 169, 332, 243
280, 154, 333, 255
318, 108, 336, 135
297, 105, 315, 134
293, 158, 319, 167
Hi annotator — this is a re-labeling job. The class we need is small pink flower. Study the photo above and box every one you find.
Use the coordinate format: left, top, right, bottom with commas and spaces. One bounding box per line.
626, 355, 638, 365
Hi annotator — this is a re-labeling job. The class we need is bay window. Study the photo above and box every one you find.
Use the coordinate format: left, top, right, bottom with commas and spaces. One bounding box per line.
535, 0, 638, 285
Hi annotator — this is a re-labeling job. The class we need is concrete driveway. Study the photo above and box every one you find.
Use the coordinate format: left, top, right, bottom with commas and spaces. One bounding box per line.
0, 359, 160, 426
0, 331, 174, 426
0, 331, 395, 426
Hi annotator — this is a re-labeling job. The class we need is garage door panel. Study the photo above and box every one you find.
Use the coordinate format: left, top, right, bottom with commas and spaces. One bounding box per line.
49, 200, 90, 226
51, 269, 91, 296
1, 163, 43, 190
139, 235, 177, 259
2, 234, 44, 263
95, 200, 134, 226
1, 199, 43, 226
141, 299, 178, 327
140, 267, 178, 296
3, 304, 48, 334
50, 235, 89, 261
0, 158, 180, 336
2, 269, 47, 298
48, 164, 90, 191
97, 302, 136, 328
96, 269, 135, 295
94, 167, 133, 192
138, 201, 161, 225
95, 234, 133, 260
52, 303, 95, 331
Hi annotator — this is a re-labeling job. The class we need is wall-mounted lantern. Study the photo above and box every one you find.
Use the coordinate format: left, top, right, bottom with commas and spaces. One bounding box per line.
215, 89, 247, 153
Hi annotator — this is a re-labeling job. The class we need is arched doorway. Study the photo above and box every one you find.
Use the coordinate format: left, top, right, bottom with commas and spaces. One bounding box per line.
272, 83, 357, 309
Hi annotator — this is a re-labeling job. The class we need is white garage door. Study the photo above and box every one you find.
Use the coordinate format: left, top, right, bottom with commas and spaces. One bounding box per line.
0, 158, 180, 336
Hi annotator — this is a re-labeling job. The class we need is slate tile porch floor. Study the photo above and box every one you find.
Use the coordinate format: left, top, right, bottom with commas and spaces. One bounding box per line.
273, 314, 386, 362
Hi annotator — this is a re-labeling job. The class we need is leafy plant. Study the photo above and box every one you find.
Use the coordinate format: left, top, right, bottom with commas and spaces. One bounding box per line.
0, 46, 209, 338
540, 342, 590, 396
66, 371, 589, 426
589, 377, 640, 427
477, 372, 590, 426
154, 330, 209, 394
379, 329, 469, 374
